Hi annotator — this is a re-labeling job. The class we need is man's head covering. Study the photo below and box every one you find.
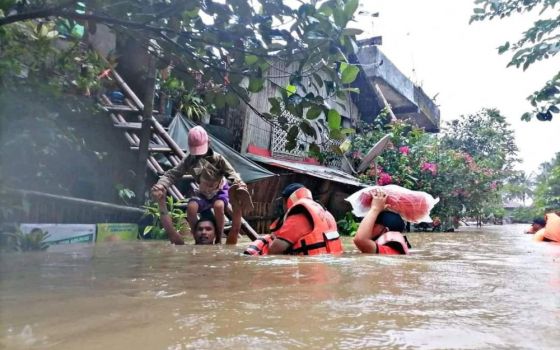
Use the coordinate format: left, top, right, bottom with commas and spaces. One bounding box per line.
281, 183, 312, 209
188, 126, 209, 155
532, 217, 546, 226
375, 211, 406, 232
281, 183, 305, 198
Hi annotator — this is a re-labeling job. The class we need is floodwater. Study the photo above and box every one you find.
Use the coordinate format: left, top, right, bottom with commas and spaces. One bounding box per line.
1, 224, 559, 350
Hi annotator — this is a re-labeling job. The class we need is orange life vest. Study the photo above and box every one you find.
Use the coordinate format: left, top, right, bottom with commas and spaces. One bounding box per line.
244, 234, 274, 256
375, 231, 410, 254
544, 212, 560, 243
284, 198, 343, 256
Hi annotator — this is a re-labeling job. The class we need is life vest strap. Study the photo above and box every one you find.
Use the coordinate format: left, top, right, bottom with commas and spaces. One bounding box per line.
291, 231, 341, 255
291, 240, 327, 255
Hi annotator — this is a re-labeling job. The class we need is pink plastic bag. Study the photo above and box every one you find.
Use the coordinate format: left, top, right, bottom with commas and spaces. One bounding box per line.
345, 185, 439, 223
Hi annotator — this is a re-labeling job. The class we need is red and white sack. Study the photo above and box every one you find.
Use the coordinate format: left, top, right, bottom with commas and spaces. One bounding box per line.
345, 184, 439, 223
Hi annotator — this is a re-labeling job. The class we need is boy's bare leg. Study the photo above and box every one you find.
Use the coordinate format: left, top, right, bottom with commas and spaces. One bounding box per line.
213, 199, 225, 244
227, 205, 242, 245
186, 201, 199, 237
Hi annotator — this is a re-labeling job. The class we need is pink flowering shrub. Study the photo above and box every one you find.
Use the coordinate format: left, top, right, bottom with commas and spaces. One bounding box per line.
377, 172, 393, 185
420, 162, 438, 175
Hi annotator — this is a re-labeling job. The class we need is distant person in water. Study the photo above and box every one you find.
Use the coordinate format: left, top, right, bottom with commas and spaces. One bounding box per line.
525, 217, 546, 234
353, 188, 411, 254
156, 195, 217, 245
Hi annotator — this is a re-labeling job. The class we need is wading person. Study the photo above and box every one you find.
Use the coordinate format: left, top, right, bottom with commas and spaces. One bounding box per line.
246, 183, 343, 255
525, 217, 546, 234
533, 211, 560, 243
157, 194, 218, 245
151, 126, 252, 244
353, 188, 411, 255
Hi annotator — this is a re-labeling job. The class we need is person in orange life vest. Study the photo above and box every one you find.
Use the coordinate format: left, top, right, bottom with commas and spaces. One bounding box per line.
244, 234, 274, 255
353, 188, 411, 255
264, 183, 343, 255
533, 211, 560, 243
526, 217, 546, 234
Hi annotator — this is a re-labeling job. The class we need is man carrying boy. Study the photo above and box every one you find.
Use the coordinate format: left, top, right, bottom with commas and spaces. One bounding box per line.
157, 193, 218, 245
151, 126, 252, 244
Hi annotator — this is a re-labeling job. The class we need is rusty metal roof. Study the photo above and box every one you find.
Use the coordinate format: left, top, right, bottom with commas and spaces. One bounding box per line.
246, 154, 366, 188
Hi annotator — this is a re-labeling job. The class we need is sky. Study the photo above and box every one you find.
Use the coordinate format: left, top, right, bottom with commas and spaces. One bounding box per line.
358, 0, 560, 176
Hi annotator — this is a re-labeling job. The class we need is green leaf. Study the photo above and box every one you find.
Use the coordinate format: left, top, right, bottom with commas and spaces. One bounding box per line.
344, 0, 359, 19
215, 94, 226, 109
225, 92, 240, 107
327, 109, 341, 130
248, 77, 264, 92
341, 64, 360, 84
286, 84, 297, 97
183, 7, 200, 18
287, 125, 299, 138
143, 226, 153, 236
269, 97, 281, 115
312, 73, 324, 88
245, 54, 259, 65
299, 120, 316, 137
497, 41, 510, 54
285, 139, 297, 151
333, 7, 347, 27
342, 28, 363, 36
306, 106, 323, 119
548, 105, 559, 113
339, 62, 349, 74
318, 2, 334, 16
329, 128, 344, 140
308, 143, 321, 156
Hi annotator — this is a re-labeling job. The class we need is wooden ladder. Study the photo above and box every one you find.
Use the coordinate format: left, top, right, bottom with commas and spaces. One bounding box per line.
100, 70, 259, 240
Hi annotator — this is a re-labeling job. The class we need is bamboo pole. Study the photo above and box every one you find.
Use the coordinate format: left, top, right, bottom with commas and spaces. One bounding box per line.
112, 70, 144, 110
374, 83, 397, 122
9, 189, 145, 214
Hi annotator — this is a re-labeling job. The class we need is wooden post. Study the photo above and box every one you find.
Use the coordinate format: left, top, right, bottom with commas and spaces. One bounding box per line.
374, 83, 397, 122
134, 55, 156, 205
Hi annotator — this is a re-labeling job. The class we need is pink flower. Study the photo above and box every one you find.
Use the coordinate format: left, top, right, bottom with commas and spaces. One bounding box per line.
377, 172, 393, 186
351, 151, 362, 159
489, 181, 498, 190
399, 146, 410, 156
421, 162, 438, 175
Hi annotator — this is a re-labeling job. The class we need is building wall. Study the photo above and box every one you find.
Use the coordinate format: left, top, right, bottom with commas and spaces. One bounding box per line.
239, 61, 359, 159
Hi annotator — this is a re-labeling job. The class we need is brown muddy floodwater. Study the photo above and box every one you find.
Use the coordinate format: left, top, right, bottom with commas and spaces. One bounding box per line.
1, 224, 559, 350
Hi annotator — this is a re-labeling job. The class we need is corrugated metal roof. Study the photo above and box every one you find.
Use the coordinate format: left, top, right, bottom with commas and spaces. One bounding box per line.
246, 154, 366, 188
